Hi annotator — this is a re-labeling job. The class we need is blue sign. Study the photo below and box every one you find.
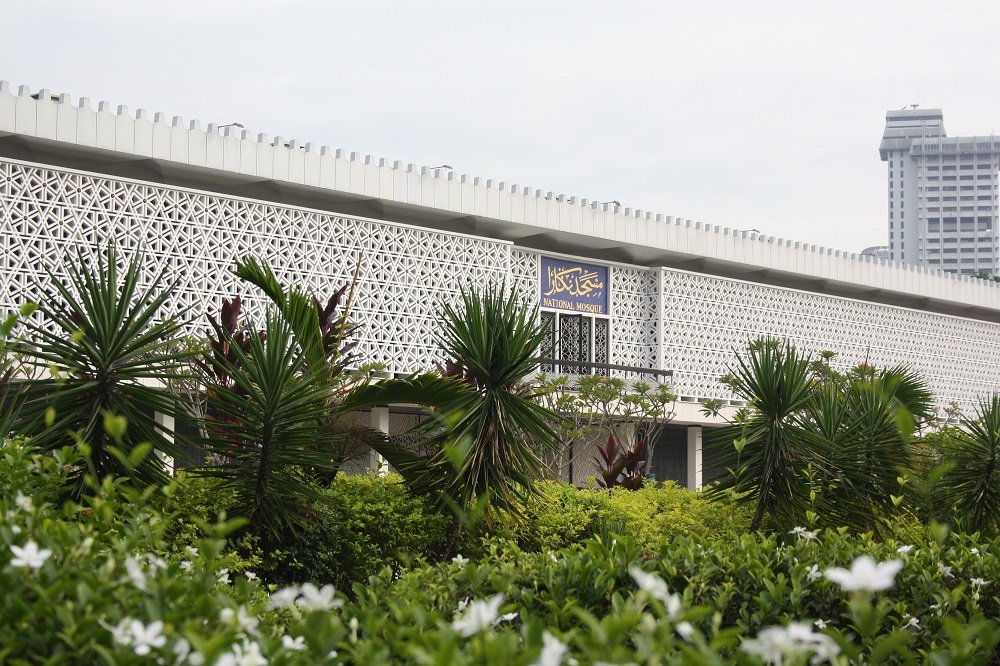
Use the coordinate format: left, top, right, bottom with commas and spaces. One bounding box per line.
540, 256, 609, 315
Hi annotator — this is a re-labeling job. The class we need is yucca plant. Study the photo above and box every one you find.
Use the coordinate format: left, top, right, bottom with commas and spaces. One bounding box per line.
0, 304, 36, 437
198, 311, 333, 536
388, 284, 561, 521
705, 338, 822, 530
197, 258, 467, 538
941, 394, 1000, 534
15, 245, 191, 498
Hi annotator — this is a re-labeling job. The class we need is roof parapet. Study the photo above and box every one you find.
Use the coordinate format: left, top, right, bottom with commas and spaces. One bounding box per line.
2, 81, 999, 305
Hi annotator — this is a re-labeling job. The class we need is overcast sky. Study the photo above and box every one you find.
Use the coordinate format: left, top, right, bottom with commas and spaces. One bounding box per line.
4, 1, 1000, 252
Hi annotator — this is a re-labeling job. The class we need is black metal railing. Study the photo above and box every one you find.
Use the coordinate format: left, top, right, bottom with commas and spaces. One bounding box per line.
537, 358, 672, 379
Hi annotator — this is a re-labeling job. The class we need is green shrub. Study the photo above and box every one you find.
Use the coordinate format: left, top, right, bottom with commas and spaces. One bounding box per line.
158, 471, 450, 589
3, 439, 1000, 664
319, 473, 450, 588
465, 480, 752, 557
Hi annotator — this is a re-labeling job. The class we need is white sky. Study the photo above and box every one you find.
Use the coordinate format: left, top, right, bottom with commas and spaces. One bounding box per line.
3, 0, 1000, 252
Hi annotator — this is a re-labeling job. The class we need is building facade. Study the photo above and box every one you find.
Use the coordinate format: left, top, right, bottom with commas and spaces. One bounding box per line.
3, 82, 1000, 488
880, 108, 1000, 274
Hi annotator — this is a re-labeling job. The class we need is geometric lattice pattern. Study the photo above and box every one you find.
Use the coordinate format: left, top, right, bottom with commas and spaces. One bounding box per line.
611, 265, 659, 373
3, 157, 999, 414
0, 159, 509, 375
661, 268, 1000, 413
510, 249, 539, 306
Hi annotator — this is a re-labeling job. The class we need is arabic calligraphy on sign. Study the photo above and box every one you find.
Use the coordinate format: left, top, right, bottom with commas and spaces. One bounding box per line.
543, 266, 605, 298
539, 257, 609, 314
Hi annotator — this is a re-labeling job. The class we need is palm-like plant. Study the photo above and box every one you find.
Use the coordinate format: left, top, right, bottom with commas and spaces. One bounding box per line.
198, 311, 333, 536
197, 258, 467, 537
705, 338, 821, 530
428, 284, 560, 517
800, 362, 931, 532
16, 245, 190, 497
940, 394, 1000, 534
0, 305, 36, 437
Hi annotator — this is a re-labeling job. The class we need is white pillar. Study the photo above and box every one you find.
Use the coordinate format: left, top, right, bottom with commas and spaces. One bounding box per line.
686, 425, 702, 491
154, 411, 175, 475
370, 407, 390, 476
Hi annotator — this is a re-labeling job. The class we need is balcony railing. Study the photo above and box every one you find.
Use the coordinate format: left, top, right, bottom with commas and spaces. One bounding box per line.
538, 358, 673, 380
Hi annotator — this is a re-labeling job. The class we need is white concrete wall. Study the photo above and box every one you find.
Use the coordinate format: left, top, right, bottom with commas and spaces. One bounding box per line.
3, 81, 1000, 314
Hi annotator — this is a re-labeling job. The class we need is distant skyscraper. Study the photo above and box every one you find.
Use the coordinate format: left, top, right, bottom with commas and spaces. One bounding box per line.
879, 108, 1000, 275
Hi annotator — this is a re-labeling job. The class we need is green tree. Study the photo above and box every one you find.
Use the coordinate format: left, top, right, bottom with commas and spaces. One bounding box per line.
197, 258, 466, 538
15, 245, 191, 498
940, 394, 1000, 534
536, 373, 676, 487
704, 338, 820, 530
359, 284, 560, 526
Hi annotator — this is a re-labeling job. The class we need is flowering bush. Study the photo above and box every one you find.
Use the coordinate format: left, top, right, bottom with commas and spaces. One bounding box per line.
3, 440, 1000, 664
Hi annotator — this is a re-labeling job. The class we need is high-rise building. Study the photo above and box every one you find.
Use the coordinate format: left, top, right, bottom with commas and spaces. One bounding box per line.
879, 108, 1000, 275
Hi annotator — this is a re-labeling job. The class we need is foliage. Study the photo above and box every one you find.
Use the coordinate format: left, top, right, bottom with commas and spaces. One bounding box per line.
0, 303, 37, 435
322, 474, 450, 588
469, 480, 753, 557
0, 441, 267, 665
537, 372, 676, 484
374, 284, 560, 524
196, 258, 464, 539
706, 338, 941, 535
14, 245, 191, 498
386, 524, 1000, 664
593, 433, 648, 489
940, 394, 1000, 534
198, 310, 338, 537
705, 338, 818, 530
3, 440, 1000, 664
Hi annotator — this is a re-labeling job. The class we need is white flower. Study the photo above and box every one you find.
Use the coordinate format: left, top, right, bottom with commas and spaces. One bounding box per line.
185, 546, 199, 557
146, 554, 168, 571
549, 552, 559, 563
531, 630, 568, 666
110, 618, 133, 646
14, 491, 33, 512
297, 583, 343, 611
10, 540, 52, 569
902, 615, 920, 630
244, 571, 257, 581
805, 564, 822, 582
814, 618, 828, 629
938, 563, 954, 578
970, 547, 980, 556
824, 556, 902, 592
497, 611, 519, 624
676, 621, 695, 641
452, 593, 504, 637
180, 560, 193, 572
896, 545, 914, 554
629, 566, 683, 616
124, 556, 147, 590
452, 554, 469, 567
220, 606, 259, 634
216, 640, 267, 666
217, 568, 231, 585
789, 527, 818, 541
930, 602, 944, 616
269, 585, 300, 610
741, 622, 840, 664
281, 635, 306, 651
173, 638, 205, 666
664, 593, 682, 619
129, 619, 167, 656
456, 597, 470, 613
971, 577, 990, 588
